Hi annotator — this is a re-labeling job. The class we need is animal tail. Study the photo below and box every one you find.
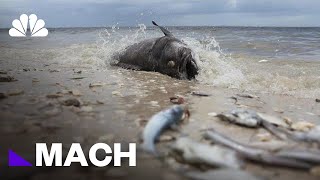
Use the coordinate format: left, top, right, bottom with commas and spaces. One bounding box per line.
152, 21, 173, 37
141, 141, 158, 156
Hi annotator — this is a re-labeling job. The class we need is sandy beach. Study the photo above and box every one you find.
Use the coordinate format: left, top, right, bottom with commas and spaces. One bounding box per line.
1, 41, 320, 179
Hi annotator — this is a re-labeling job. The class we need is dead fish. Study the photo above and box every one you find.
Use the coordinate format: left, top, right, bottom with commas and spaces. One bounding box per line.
216, 109, 263, 127
170, 137, 243, 169
186, 169, 262, 180
141, 105, 187, 155
275, 149, 320, 164
204, 130, 312, 169
276, 125, 320, 144
216, 109, 289, 140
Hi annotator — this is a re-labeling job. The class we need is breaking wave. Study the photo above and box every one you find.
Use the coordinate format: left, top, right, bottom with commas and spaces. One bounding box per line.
2, 25, 320, 98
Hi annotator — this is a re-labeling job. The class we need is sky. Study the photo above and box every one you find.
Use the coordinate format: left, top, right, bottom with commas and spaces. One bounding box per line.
1, 0, 320, 28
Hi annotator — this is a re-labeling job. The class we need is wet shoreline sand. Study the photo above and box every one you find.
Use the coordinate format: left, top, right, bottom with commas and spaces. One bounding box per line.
1, 54, 320, 180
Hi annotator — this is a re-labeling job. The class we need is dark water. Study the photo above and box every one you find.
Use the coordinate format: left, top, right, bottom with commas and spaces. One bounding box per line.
1, 26, 320, 61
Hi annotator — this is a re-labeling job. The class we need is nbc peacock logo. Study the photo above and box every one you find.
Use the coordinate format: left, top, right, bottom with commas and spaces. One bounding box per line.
9, 14, 48, 37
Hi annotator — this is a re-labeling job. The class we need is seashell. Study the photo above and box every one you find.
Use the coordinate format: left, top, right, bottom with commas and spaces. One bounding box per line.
9, 14, 28, 37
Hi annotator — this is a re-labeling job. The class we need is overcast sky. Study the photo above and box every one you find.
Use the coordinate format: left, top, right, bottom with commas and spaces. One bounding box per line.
1, 0, 320, 28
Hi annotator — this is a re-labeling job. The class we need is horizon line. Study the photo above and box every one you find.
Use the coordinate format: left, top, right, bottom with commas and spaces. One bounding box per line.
1, 25, 320, 29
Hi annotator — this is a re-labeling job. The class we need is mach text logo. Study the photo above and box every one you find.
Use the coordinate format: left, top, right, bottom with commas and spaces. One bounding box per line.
7, 143, 136, 167
9, 14, 48, 37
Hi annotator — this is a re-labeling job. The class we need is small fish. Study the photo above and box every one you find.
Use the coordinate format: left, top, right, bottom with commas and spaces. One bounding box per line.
142, 105, 186, 155
204, 130, 313, 169
216, 109, 289, 130
170, 137, 243, 169
216, 109, 263, 127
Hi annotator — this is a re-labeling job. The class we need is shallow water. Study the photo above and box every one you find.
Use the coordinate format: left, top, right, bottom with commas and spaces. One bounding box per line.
1, 26, 320, 98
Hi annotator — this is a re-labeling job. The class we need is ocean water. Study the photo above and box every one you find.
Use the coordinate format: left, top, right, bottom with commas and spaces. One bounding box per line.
1, 26, 320, 98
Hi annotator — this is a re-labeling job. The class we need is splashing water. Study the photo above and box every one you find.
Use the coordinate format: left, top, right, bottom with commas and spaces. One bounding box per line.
2, 26, 320, 98
94, 26, 320, 98
182, 36, 247, 88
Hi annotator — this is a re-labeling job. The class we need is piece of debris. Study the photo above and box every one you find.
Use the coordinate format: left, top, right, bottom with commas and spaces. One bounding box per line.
73, 70, 82, 74
170, 137, 243, 169
316, 99, 320, 103
135, 117, 148, 127
0, 93, 7, 99
7, 89, 24, 96
80, 106, 93, 112
89, 82, 106, 88
207, 112, 218, 117
256, 132, 272, 142
236, 93, 259, 99
149, 101, 159, 107
142, 105, 186, 155
170, 96, 185, 104
0, 76, 17, 82
283, 117, 293, 126
258, 59, 269, 63
191, 91, 211, 97
0, 70, 7, 74
46, 94, 63, 98
71, 89, 82, 96
159, 135, 175, 142
273, 107, 284, 113
112, 91, 122, 96
70, 77, 86, 80
291, 121, 315, 132
62, 98, 81, 107
32, 78, 40, 83
96, 100, 104, 104
186, 169, 262, 180
49, 69, 60, 73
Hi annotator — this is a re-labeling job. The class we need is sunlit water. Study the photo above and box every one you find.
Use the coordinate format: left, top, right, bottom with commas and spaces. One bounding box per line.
1, 26, 320, 98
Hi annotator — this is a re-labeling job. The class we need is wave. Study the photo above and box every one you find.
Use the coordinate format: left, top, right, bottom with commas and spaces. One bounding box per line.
2, 25, 319, 98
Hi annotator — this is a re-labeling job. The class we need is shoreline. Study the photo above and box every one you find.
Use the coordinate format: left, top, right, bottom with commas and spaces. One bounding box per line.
1, 57, 320, 179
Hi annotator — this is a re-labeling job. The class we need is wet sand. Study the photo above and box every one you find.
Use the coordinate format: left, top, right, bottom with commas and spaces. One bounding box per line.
0, 51, 320, 180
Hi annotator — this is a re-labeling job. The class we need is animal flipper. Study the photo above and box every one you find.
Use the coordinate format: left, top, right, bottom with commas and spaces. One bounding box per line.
152, 21, 174, 37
